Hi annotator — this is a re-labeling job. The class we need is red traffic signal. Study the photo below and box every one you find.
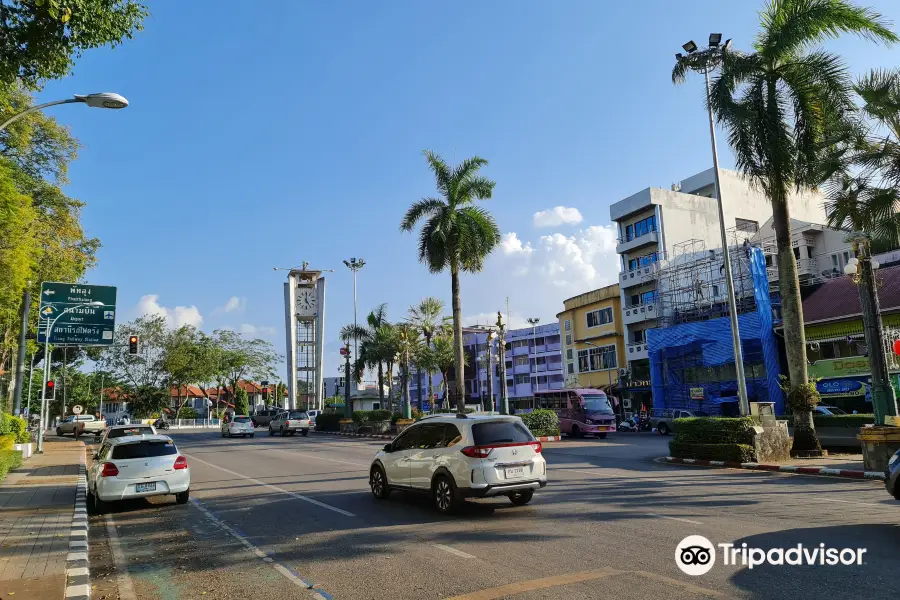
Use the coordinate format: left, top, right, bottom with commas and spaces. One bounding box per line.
45, 380, 56, 399
893, 339, 900, 356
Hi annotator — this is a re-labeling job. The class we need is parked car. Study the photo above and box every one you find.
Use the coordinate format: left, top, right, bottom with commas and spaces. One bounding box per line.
57, 415, 107, 437
369, 414, 547, 514
96, 424, 156, 444
649, 409, 709, 436
306, 409, 321, 423
251, 409, 281, 428
269, 411, 311, 436
87, 434, 190, 513
814, 405, 847, 416
887, 448, 900, 501
221, 415, 255, 438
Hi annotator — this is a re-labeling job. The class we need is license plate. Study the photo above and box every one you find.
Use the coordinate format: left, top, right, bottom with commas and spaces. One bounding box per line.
597, 426, 608, 431
135, 482, 156, 493
505, 467, 524, 479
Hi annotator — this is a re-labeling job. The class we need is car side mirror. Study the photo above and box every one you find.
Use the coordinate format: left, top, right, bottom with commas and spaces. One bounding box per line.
383, 443, 393, 453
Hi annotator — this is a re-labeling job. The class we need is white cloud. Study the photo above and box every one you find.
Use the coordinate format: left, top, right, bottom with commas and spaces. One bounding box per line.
238, 323, 276, 336
223, 296, 246, 313
500, 232, 533, 255
135, 295, 204, 329
532, 206, 584, 228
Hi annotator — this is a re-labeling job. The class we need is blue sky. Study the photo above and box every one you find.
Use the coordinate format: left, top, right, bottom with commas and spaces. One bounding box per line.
38, 0, 900, 377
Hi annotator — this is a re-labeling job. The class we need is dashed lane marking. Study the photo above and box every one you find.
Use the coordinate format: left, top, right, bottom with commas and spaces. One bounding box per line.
105, 514, 137, 600
190, 498, 332, 600
645, 513, 702, 525
434, 544, 476, 559
184, 453, 356, 517
266, 448, 370, 468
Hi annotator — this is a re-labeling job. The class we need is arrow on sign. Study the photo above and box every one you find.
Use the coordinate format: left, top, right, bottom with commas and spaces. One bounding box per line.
41, 306, 54, 315
43, 289, 55, 296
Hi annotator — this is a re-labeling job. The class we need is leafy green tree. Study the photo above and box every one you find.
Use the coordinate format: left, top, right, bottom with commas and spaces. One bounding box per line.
675, 0, 897, 454
162, 326, 218, 418
234, 388, 250, 416
0, 1, 148, 89
400, 153, 500, 414
407, 297, 450, 409
373, 323, 400, 412
343, 304, 390, 404
210, 329, 279, 405
98, 315, 169, 396
396, 323, 421, 417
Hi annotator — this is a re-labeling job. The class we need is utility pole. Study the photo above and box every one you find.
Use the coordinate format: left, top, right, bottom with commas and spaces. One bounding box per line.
342, 344, 353, 419
343, 258, 366, 366
527, 317, 540, 408
497, 311, 509, 415
485, 336, 494, 412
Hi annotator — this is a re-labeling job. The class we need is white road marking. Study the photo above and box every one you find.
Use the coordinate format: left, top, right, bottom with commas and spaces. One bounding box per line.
267, 448, 369, 468
190, 498, 331, 599
816, 497, 898, 508
434, 544, 476, 559
645, 513, 702, 525
105, 514, 138, 600
185, 453, 356, 517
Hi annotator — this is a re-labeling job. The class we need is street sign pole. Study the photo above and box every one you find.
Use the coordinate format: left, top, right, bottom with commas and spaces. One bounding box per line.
36, 316, 51, 454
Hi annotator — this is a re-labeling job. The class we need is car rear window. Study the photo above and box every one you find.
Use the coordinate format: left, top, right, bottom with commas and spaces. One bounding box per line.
234, 417, 251, 423
472, 421, 534, 445
289, 411, 307, 419
111, 440, 177, 459
107, 427, 152, 439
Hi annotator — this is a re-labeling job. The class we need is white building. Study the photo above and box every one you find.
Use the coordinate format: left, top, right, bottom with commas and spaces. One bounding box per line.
609, 167, 826, 385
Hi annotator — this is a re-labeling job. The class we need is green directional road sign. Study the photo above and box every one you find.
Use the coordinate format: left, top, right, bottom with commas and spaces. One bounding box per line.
38, 282, 117, 345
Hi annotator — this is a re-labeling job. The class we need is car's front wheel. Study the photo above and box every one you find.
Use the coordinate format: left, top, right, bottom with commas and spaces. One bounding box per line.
370, 465, 390, 499
269, 427, 274, 436
508, 490, 534, 506
432, 474, 462, 514
175, 490, 190, 505
658, 423, 670, 436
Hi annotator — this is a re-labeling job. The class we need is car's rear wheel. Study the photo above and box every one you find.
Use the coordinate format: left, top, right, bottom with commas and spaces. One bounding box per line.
56, 427, 63, 437
280, 426, 285, 437
221, 430, 225, 438
89, 489, 106, 514
508, 490, 534, 506
268, 427, 274, 436
572, 425, 584, 439
301, 429, 308, 437
370, 465, 390, 499
596, 433, 608, 439
658, 423, 670, 436
432, 474, 462, 514
175, 490, 190, 505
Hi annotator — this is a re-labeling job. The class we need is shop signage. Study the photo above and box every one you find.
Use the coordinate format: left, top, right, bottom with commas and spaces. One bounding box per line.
807, 356, 871, 379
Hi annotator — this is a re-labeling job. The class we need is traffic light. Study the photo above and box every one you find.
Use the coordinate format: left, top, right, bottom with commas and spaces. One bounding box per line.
261, 387, 268, 402
128, 335, 139, 355
45, 379, 56, 400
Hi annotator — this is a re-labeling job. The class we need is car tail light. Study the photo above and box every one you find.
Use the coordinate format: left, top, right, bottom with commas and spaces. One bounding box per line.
174, 456, 188, 470
529, 441, 543, 453
461, 446, 492, 458
285, 421, 291, 427
100, 462, 119, 477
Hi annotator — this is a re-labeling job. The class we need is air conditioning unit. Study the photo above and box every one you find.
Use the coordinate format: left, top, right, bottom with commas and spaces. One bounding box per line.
623, 398, 632, 409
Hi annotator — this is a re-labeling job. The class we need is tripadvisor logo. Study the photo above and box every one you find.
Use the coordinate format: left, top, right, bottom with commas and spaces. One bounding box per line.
676, 536, 867, 576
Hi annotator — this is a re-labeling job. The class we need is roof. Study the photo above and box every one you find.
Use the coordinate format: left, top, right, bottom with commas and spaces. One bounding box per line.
108, 434, 173, 445
170, 385, 206, 397
802, 264, 900, 324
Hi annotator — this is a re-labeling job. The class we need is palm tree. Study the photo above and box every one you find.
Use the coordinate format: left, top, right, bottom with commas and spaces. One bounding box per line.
407, 297, 451, 409
675, 0, 897, 454
400, 152, 501, 415
396, 324, 422, 417
431, 335, 458, 410
854, 68, 900, 189
373, 323, 400, 412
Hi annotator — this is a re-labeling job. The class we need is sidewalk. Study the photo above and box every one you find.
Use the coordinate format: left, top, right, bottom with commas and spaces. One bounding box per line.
0, 436, 87, 600
660, 451, 885, 481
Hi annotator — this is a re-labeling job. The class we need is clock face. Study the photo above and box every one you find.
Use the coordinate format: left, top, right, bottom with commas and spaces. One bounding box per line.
296, 288, 317, 316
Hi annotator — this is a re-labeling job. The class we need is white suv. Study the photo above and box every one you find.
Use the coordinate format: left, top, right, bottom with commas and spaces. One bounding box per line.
369, 414, 547, 514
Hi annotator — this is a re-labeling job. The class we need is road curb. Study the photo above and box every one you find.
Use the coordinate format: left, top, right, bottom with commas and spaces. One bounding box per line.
312, 431, 562, 442
66, 444, 90, 600
659, 456, 886, 481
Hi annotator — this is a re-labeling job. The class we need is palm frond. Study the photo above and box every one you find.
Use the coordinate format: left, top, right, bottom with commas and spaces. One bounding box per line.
758, 0, 897, 59
456, 205, 501, 273
423, 150, 452, 196
399, 197, 445, 232
456, 174, 495, 204
417, 213, 451, 274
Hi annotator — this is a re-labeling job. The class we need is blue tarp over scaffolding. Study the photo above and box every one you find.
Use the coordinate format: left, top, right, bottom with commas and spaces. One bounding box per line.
647, 246, 784, 414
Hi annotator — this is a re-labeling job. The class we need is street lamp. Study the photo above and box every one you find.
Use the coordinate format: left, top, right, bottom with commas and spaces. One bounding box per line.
36, 300, 104, 454
343, 258, 366, 366
0, 92, 128, 132
527, 317, 540, 406
675, 33, 750, 416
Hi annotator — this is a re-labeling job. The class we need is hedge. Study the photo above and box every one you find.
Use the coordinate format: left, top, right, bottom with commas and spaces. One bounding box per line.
0, 449, 23, 481
315, 413, 344, 432
520, 409, 560, 438
0, 413, 29, 444
812, 414, 874, 428
0, 434, 14, 451
673, 417, 754, 444
352, 410, 392, 425
669, 441, 755, 463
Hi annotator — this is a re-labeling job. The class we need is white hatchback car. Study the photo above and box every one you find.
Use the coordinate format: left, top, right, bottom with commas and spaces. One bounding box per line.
88, 434, 190, 513
222, 415, 255, 438
369, 414, 547, 514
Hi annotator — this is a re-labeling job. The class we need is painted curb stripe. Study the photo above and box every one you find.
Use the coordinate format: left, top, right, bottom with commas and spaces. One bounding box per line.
65, 447, 90, 600
660, 456, 886, 481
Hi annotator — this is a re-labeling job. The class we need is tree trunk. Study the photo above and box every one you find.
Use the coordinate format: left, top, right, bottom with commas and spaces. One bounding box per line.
377, 362, 384, 405
427, 370, 434, 414
857, 242, 898, 424
771, 185, 820, 454
385, 361, 394, 412
451, 261, 465, 415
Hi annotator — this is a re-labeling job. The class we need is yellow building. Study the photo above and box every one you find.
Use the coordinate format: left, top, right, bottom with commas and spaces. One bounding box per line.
556, 283, 626, 393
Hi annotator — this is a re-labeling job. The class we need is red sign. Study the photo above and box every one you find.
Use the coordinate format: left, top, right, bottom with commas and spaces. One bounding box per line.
340, 347, 348, 356
433, 393, 438, 400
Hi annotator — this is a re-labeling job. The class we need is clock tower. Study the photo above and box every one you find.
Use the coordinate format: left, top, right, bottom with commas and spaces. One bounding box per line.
282, 264, 326, 411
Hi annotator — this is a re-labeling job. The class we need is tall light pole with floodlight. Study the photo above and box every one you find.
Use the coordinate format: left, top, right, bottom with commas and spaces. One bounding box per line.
675, 33, 749, 416
527, 317, 540, 407
343, 258, 366, 366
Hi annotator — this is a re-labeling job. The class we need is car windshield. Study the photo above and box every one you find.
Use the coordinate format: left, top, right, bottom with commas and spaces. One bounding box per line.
472, 421, 534, 445
107, 427, 152, 439
289, 411, 307, 419
581, 394, 614, 414
233, 417, 251, 423
823, 406, 846, 415
111, 440, 177, 459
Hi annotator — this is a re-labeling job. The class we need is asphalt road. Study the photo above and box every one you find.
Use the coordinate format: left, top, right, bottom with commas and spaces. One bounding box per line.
84, 430, 900, 600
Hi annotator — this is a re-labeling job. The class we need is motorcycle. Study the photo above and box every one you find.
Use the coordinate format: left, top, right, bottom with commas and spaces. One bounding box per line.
153, 418, 170, 430
618, 416, 639, 432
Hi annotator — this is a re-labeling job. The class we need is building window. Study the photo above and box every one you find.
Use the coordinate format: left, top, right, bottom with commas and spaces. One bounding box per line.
626, 215, 657, 241
567, 363, 574, 374
712, 285, 720, 296
576, 345, 617, 372
586, 308, 614, 328
627, 252, 659, 271
566, 349, 573, 360
633, 329, 646, 343
514, 356, 529, 366
564, 320, 571, 331
735, 218, 759, 233
514, 374, 530, 385
565, 333, 572, 345
843, 251, 850, 265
